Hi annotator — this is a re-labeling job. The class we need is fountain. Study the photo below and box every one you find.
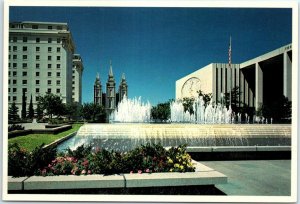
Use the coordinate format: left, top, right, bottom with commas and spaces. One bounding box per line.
57, 96, 291, 153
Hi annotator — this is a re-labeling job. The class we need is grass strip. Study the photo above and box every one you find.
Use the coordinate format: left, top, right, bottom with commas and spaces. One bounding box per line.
8, 124, 83, 152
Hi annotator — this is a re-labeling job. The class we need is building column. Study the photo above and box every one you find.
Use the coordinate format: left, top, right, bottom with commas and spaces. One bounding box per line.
283, 51, 292, 100
212, 64, 217, 103
239, 70, 244, 107
255, 62, 263, 110
217, 65, 222, 103
245, 79, 249, 106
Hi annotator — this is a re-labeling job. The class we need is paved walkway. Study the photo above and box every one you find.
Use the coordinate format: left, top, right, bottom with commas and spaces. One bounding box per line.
201, 160, 291, 196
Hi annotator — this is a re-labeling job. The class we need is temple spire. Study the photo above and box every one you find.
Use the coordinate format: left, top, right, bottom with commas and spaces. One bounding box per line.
122, 73, 126, 80
109, 60, 113, 76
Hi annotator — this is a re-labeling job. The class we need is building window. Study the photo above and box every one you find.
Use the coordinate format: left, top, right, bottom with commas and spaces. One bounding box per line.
22, 80, 27, 85
22, 63, 27, 68
23, 88, 27, 93
48, 56, 52, 61
57, 47, 61, 52
56, 89, 60, 94
48, 72, 52, 77
8, 55, 10, 60
48, 80, 51, 85
22, 46, 27, 52
36, 38, 40, 43
22, 71, 27, 76
9, 46, 11, 52
36, 55, 40, 61
57, 56, 61, 61
48, 47, 52, 52
13, 71, 17, 76
72, 81, 75, 84
13, 88, 17, 92
23, 37, 27, 42
32, 25, 38, 29
57, 26, 62, 30
36, 72, 40, 77
8, 71, 11, 76
56, 64, 61, 69
8, 63, 11, 68
57, 38, 61, 43
48, 25, 52, 30
36, 88, 40, 93
8, 96, 11, 101
36, 80, 40, 85
47, 88, 51, 93
8, 88, 10, 92
13, 63, 17, 68
48, 64, 52, 69
36, 96, 39, 101
56, 72, 60, 77
13, 55, 17, 60
13, 96, 17, 101
56, 80, 60, 85
13, 46, 17, 51
8, 79, 11, 84
36, 47, 40, 52
48, 38, 52, 43
23, 55, 27, 60
36, 63, 40, 69
13, 37, 17, 42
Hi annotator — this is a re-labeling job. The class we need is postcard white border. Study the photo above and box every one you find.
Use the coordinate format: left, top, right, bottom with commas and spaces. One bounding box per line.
2, 0, 298, 203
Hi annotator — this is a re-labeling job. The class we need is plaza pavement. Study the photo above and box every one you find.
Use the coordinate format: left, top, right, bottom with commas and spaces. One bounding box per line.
201, 160, 291, 196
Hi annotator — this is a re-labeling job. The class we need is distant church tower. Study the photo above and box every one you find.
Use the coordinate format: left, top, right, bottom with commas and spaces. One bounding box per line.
106, 61, 116, 116
119, 73, 128, 101
94, 73, 102, 105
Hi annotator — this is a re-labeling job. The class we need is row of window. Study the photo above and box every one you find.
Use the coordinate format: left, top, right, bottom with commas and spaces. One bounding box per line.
9, 63, 61, 69
10, 36, 61, 44
8, 89, 62, 101
9, 54, 62, 61
9, 46, 61, 53
9, 71, 61, 77
11, 24, 64, 30
8, 87, 61, 94
9, 79, 61, 85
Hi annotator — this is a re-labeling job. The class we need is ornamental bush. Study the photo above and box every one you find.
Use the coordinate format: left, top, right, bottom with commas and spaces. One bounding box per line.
8, 143, 195, 177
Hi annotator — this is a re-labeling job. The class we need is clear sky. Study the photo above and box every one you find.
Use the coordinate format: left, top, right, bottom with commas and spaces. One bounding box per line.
9, 7, 292, 105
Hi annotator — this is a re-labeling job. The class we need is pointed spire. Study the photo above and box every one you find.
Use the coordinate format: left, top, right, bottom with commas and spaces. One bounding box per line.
122, 73, 126, 80
109, 60, 113, 76
97, 72, 100, 80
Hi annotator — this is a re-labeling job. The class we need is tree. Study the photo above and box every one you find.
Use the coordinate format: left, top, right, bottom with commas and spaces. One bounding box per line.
21, 89, 27, 119
37, 93, 65, 120
81, 103, 106, 122
8, 102, 20, 122
151, 101, 171, 122
36, 100, 44, 120
182, 97, 195, 114
197, 90, 213, 106
65, 102, 82, 121
27, 94, 34, 119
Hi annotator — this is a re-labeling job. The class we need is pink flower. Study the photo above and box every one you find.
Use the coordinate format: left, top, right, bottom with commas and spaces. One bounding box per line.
130, 171, 134, 174
138, 170, 142, 174
81, 170, 86, 175
145, 169, 150, 173
88, 170, 92, 174
48, 164, 52, 168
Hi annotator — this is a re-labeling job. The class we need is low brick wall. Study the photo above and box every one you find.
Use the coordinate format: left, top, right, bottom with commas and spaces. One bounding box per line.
8, 125, 72, 139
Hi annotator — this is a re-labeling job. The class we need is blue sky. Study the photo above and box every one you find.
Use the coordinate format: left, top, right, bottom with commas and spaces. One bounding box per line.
9, 7, 292, 105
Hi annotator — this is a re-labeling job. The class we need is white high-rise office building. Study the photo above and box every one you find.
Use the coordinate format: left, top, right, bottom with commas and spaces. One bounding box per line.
8, 21, 83, 117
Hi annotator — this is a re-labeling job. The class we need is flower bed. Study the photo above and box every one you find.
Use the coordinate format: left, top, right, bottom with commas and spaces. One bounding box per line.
8, 143, 195, 177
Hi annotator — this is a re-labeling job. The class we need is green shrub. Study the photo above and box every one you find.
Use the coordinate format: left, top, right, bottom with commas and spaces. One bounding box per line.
8, 124, 25, 132
8, 143, 56, 177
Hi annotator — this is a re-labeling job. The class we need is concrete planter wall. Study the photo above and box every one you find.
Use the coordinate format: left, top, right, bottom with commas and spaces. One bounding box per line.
7, 162, 227, 192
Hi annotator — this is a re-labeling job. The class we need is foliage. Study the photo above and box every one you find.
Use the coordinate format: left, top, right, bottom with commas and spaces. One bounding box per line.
41, 143, 194, 176
35, 101, 44, 121
65, 102, 82, 121
8, 143, 56, 177
37, 93, 65, 119
256, 95, 292, 123
223, 86, 241, 111
27, 94, 34, 119
8, 124, 25, 132
197, 90, 213, 106
81, 103, 106, 122
181, 97, 195, 114
8, 124, 83, 152
151, 101, 171, 122
21, 90, 27, 119
8, 102, 20, 122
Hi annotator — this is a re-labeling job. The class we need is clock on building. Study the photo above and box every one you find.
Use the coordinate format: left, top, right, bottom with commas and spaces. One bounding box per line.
181, 77, 201, 98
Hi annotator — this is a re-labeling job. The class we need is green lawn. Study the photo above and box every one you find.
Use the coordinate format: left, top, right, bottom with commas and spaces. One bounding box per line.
8, 123, 83, 152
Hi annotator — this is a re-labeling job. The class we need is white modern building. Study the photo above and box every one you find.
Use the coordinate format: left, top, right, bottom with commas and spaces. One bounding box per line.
176, 43, 292, 110
72, 54, 84, 104
8, 21, 83, 116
